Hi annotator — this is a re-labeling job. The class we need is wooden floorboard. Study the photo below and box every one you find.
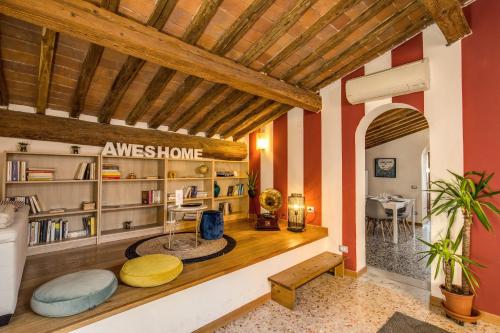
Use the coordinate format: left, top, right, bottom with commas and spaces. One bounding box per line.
2, 220, 328, 333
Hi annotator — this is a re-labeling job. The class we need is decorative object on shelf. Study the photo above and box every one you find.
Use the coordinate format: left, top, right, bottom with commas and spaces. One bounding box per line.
287, 193, 305, 232
214, 181, 220, 198
256, 188, 282, 231
418, 171, 499, 325
18, 142, 29, 152
196, 164, 209, 176
123, 221, 132, 230
82, 201, 96, 211
71, 145, 81, 155
374, 158, 396, 178
256, 131, 269, 150
233, 170, 238, 177
215, 170, 235, 177
247, 170, 258, 198
126, 172, 137, 179
168, 171, 177, 178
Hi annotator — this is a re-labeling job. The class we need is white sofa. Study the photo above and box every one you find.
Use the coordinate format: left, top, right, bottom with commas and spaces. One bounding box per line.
0, 206, 29, 326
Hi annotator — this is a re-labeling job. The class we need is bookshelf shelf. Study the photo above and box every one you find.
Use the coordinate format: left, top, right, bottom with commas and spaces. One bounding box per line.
101, 223, 164, 236
215, 177, 248, 180
27, 236, 97, 256
102, 178, 164, 182
29, 208, 97, 219
214, 195, 248, 200
167, 177, 211, 180
101, 203, 164, 212
6, 179, 98, 184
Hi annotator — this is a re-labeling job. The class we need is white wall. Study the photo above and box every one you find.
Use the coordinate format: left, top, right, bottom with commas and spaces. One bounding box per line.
365, 129, 429, 220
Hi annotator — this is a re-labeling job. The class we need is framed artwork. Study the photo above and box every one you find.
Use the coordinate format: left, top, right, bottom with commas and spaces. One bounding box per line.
375, 158, 396, 178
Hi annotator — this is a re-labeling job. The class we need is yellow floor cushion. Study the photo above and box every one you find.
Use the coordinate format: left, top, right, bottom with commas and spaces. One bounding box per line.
120, 254, 183, 287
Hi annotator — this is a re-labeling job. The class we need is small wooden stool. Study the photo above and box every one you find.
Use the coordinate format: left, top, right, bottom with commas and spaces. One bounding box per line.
268, 252, 344, 310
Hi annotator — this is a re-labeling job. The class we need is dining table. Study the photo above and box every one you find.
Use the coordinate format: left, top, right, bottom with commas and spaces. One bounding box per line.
367, 196, 416, 244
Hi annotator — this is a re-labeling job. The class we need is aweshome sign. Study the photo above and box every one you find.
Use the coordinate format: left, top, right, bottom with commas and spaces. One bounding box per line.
102, 142, 203, 159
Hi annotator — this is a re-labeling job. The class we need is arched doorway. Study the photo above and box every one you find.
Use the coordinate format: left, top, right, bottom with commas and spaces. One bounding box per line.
355, 103, 431, 288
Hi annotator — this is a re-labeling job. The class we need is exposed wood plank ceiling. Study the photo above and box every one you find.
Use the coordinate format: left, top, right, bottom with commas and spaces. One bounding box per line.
0, 0, 470, 140
365, 108, 429, 149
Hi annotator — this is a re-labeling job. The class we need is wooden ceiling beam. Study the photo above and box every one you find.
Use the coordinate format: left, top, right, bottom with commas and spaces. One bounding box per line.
222, 100, 276, 138
189, 90, 249, 135
35, 27, 57, 114
366, 125, 429, 148
233, 104, 292, 141
126, 0, 222, 125
281, 0, 392, 82
181, 0, 317, 133
420, 0, 471, 45
147, 0, 277, 129
0, 0, 321, 114
97, 0, 178, 124
0, 51, 8, 106
366, 119, 428, 141
69, 0, 120, 118
367, 113, 423, 135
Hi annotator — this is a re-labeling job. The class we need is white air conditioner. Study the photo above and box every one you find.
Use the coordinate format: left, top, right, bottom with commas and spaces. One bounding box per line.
345, 58, 430, 105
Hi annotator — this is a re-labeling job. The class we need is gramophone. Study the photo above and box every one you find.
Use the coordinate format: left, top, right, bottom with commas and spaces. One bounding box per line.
256, 188, 282, 231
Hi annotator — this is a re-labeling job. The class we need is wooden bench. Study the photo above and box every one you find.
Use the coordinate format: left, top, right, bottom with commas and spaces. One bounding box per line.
268, 252, 344, 310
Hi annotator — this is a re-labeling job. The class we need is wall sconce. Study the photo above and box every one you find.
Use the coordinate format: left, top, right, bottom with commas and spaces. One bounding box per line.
287, 193, 305, 232
256, 132, 269, 150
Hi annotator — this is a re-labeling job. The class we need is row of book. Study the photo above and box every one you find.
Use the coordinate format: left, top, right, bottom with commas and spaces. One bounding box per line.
141, 190, 162, 204
102, 163, 120, 180
218, 202, 233, 215
183, 186, 208, 198
226, 184, 245, 196
6, 161, 55, 181
5, 195, 44, 215
28, 216, 95, 246
74, 162, 97, 180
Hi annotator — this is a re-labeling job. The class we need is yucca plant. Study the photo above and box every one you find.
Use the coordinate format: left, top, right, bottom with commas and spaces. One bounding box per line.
427, 171, 500, 295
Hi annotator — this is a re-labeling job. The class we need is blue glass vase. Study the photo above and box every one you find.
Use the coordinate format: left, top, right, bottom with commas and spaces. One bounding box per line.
214, 181, 220, 198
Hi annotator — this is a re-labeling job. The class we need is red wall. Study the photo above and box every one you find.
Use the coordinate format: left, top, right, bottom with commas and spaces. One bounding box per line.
248, 131, 261, 215
462, 0, 500, 315
273, 114, 288, 220
304, 110, 322, 226
341, 68, 365, 270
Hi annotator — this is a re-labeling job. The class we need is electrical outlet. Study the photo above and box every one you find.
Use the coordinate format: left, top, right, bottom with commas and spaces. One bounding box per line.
306, 206, 315, 213
339, 245, 348, 253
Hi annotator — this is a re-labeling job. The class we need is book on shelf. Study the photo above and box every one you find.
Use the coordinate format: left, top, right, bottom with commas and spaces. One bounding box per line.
141, 190, 162, 204
5, 195, 43, 214
28, 215, 95, 246
216, 171, 235, 177
26, 167, 55, 181
6, 160, 27, 181
225, 184, 244, 196
218, 202, 232, 215
102, 163, 121, 180
184, 185, 202, 198
74, 162, 97, 180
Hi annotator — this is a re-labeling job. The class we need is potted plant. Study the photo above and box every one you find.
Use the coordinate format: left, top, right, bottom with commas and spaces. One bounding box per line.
247, 170, 258, 198
420, 171, 499, 317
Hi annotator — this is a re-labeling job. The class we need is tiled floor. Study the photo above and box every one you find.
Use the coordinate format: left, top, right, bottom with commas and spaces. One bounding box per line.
218, 270, 498, 333
366, 223, 431, 282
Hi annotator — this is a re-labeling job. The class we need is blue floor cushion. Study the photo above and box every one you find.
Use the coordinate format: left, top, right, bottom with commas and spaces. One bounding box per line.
31, 269, 117, 317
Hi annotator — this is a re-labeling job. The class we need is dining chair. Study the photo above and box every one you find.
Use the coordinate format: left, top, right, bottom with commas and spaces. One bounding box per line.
365, 198, 391, 241
397, 201, 413, 239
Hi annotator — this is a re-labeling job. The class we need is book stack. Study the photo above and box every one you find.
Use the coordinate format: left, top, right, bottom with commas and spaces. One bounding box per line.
27, 167, 55, 181
184, 185, 198, 198
141, 190, 162, 204
28, 216, 96, 245
216, 171, 235, 177
218, 202, 232, 215
6, 195, 43, 215
227, 183, 244, 196
6, 160, 27, 181
74, 162, 97, 180
102, 163, 120, 180
197, 191, 208, 198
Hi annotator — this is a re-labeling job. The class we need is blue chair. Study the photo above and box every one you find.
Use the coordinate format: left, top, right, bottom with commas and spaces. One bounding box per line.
200, 210, 224, 240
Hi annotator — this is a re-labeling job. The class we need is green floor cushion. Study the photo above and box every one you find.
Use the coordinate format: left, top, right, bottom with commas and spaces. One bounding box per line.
31, 269, 117, 317
120, 254, 183, 287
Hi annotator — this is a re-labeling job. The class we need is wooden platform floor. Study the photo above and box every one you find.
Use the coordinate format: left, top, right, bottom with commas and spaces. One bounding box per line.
2, 220, 328, 333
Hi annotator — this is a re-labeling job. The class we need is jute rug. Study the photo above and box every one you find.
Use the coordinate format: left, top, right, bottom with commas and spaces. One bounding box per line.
125, 232, 236, 263
378, 312, 450, 333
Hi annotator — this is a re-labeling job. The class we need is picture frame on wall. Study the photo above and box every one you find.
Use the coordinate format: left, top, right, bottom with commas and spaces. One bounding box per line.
375, 158, 396, 178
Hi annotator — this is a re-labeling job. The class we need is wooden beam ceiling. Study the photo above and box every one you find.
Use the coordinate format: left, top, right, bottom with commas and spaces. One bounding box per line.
420, 0, 471, 45
97, 0, 179, 124
147, 0, 276, 129
0, 0, 322, 113
69, 0, 120, 118
233, 104, 292, 140
35, 27, 56, 114
365, 108, 429, 148
222, 100, 278, 138
0, 50, 8, 106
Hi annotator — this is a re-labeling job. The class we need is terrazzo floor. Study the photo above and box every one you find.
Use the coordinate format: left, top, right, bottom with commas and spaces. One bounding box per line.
366, 223, 431, 282
217, 270, 498, 333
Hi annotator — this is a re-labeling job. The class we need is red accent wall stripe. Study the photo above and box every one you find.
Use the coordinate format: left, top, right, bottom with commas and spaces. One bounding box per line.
342, 67, 365, 271
273, 114, 288, 220
392, 33, 424, 112
304, 110, 322, 226
248, 131, 261, 216
462, 1, 500, 316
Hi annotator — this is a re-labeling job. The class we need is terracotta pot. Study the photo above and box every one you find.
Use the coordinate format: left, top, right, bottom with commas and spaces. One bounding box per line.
440, 285, 474, 316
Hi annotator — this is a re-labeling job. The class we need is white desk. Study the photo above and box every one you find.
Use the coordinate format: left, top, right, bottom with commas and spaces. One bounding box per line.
368, 197, 415, 244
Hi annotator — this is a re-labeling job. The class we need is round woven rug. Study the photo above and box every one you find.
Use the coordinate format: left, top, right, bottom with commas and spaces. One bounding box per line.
125, 232, 236, 263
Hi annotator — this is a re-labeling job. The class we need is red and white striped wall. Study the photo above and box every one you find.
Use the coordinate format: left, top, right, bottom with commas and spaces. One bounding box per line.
247, 0, 500, 317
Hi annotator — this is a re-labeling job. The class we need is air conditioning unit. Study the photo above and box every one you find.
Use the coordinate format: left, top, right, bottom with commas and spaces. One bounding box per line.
345, 58, 430, 105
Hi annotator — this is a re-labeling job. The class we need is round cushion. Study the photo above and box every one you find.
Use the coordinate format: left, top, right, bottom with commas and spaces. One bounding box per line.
31, 269, 117, 317
120, 254, 183, 287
